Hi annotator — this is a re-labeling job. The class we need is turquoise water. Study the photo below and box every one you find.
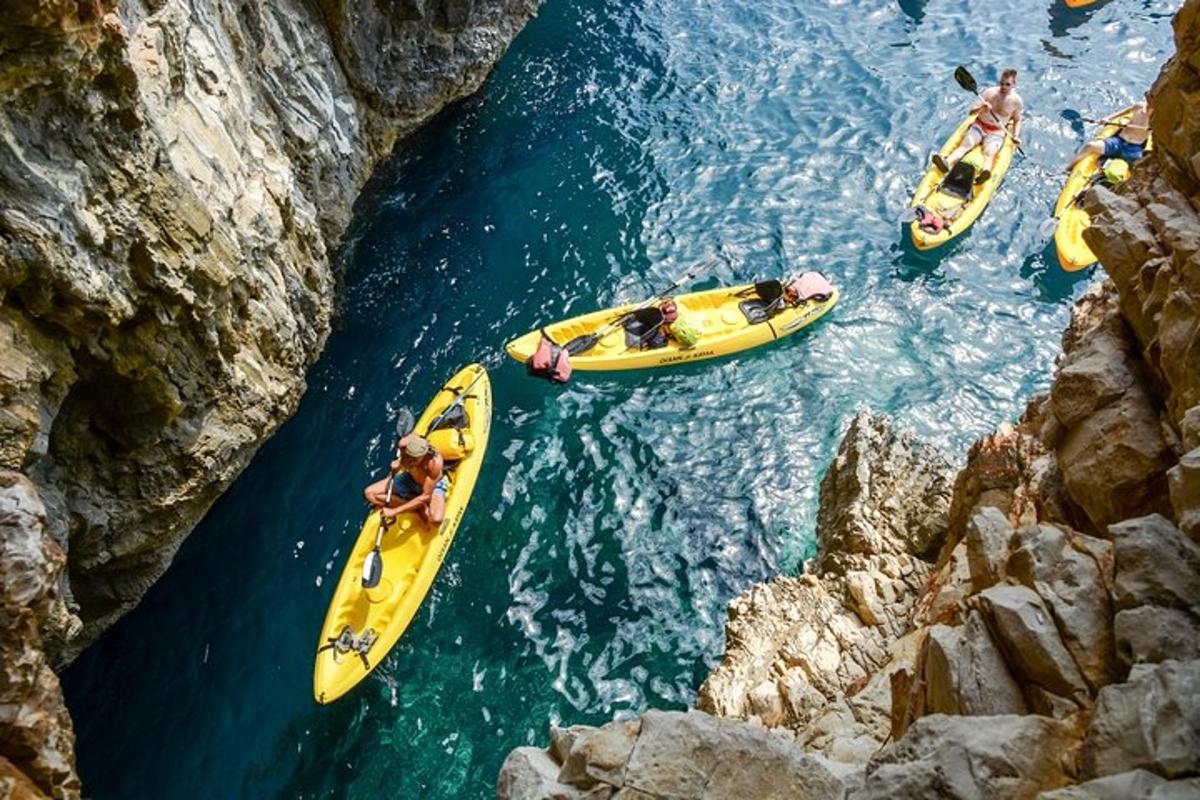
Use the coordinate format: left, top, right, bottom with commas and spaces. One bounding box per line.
63, 0, 1178, 797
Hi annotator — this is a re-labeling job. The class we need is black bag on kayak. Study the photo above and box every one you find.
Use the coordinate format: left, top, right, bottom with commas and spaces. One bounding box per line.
624, 308, 667, 349
939, 160, 976, 202
738, 280, 785, 324
528, 329, 573, 383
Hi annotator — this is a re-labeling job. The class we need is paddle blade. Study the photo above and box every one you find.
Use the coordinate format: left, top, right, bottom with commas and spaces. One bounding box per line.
394, 409, 415, 438
361, 546, 383, 589
565, 334, 599, 356
953, 65, 977, 95
1039, 216, 1060, 239
896, 206, 919, 224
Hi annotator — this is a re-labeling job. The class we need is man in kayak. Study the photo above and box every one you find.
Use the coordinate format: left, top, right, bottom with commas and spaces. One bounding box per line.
1066, 96, 1152, 169
363, 434, 447, 525
933, 67, 1024, 184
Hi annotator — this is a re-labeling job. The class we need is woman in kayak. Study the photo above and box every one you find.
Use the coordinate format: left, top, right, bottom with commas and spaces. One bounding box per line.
363, 434, 448, 525
1067, 95, 1152, 169
933, 67, 1024, 184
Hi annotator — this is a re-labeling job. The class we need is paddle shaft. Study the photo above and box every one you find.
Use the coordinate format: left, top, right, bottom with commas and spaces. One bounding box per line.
954, 66, 1024, 156
597, 260, 717, 341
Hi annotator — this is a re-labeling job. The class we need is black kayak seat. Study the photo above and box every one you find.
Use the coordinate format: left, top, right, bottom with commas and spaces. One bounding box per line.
739, 280, 785, 324
939, 160, 976, 201
624, 307, 666, 348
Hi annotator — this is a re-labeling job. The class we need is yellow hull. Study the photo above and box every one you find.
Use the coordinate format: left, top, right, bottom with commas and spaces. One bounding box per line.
1052, 108, 1150, 272
909, 113, 1015, 250
506, 283, 838, 371
313, 364, 492, 704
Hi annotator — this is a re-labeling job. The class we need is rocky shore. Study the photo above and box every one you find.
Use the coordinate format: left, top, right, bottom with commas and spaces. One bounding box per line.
0, 1, 538, 796
496, 2, 1200, 797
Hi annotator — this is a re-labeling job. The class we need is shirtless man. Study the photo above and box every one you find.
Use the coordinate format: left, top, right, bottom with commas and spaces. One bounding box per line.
933, 67, 1024, 184
1067, 95, 1152, 169
363, 434, 447, 525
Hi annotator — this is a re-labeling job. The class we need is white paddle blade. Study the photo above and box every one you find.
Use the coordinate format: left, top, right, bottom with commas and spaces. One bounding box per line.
1038, 216, 1060, 239
896, 206, 920, 224
361, 548, 383, 589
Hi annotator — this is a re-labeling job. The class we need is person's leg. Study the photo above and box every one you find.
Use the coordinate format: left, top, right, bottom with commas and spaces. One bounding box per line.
938, 125, 982, 171
364, 477, 391, 506
1067, 140, 1105, 169
979, 133, 1003, 179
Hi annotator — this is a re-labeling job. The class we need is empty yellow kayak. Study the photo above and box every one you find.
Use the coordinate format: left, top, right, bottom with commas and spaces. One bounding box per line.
1052, 107, 1150, 272
910, 113, 1016, 250
505, 280, 838, 371
313, 364, 492, 704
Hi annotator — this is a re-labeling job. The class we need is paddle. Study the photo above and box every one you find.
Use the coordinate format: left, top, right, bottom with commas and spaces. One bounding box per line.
562, 257, 722, 356
362, 409, 416, 589
953, 66, 1025, 156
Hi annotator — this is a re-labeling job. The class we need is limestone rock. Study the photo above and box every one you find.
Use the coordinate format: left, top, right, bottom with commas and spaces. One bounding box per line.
965, 507, 1016, 594
1082, 659, 1200, 780
1036, 770, 1183, 799
976, 585, 1090, 708
1115, 606, 1200, 669
558, 719, 639, 789
1110, 515, 1200, 612
816, 412, 954, 570
922, 612, 1027, 718
1168, 448, 1200, 539
1006, 523, 1116, 690
497, 748, 588, 800
854, 714, 1075, 800
0, 473, 78, 800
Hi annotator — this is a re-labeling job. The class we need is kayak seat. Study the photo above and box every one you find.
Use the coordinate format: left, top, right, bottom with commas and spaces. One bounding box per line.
939, 160, 976, 201
624, 308, 666, 349
738, 280, 786, 324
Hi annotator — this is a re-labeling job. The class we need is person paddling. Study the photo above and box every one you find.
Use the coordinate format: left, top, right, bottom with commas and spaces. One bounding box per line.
363, 434, 447, 525
933, 67, 1024, 184
1066, 96, 1152, 170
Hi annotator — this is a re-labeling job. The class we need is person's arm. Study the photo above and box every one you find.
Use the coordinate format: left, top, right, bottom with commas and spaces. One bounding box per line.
1010, 102, 1023, 145
382, 489, 430, 518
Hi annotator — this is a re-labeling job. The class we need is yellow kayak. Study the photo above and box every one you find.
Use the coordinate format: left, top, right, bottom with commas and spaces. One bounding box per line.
313, 364, 492, 704
506, 280, 838, 371
909, 113, 1016, 250
1052, 107, 1150, 272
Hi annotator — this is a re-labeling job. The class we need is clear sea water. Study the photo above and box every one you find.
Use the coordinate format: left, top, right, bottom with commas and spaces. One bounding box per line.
62, 0, 1179, 797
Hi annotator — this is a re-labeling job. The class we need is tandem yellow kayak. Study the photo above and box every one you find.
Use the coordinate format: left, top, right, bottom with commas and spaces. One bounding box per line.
909, 113, 1016, 250
313, 364, 492, 704
505, 279, 838, 372
1051, 107, 1150, 272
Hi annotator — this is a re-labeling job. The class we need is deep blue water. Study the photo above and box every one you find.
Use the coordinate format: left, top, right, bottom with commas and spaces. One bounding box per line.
63, 0, 1179, 797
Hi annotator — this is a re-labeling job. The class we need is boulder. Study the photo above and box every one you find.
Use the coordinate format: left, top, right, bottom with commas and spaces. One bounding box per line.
976, 585, 1090, 707
1006, 523, 1116, 690
1115, 606, 1200, 670
1110, 515, 1200, 611
497, 748, 588, 800
1168, 448, 1200, 540
558, 720, 640, 789
1037, 770, 1168, 799
965, 507, 1016, 594
922, 612, 1027, 718
1082, 659, 1200, 780
854, 714, 1075, 799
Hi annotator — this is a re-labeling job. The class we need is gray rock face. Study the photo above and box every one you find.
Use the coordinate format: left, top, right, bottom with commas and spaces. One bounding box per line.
497, 710, 861, 800
1082, 659, 1200, 780
0, 0, 539, 661
1037, 770, 1197, 800
922, 612, 1027, 718
1168, 448, 1200, 540
1110, 515, 1200, 613
854, 714, 1074, 800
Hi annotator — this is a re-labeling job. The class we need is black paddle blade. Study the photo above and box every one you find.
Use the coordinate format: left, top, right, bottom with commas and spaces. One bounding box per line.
361, 547, 383, 588
564, 334, 599, 356
394, 409, 416, 438
954, 66, 977, 95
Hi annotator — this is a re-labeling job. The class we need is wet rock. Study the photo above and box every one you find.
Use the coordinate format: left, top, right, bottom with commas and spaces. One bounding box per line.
1082, 659, 1200, 780
855, 714, 1075, 800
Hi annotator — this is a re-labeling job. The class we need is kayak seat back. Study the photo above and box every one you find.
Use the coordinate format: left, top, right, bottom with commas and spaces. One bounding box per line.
624, 308, 666, 348
738, 280, 785, 324
939, 160, 976, 201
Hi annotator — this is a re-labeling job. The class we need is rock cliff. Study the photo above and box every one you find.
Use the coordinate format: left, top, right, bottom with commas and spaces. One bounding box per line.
496, 2, 1200, 797
0, 0, 538, 797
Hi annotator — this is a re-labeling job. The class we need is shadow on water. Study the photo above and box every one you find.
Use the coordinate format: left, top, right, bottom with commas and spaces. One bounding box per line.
897, 0, 929, 25
1020, 239, 1095, 304
890, 225, 969, 285
1048, 0, 1111, 38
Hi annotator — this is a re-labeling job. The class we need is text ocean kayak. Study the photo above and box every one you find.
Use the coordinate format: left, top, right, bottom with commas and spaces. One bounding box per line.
506, 281, 838, 371
313, 364, 492, 704
910, 113, 1016, 249
1051, 107, 1149, 272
